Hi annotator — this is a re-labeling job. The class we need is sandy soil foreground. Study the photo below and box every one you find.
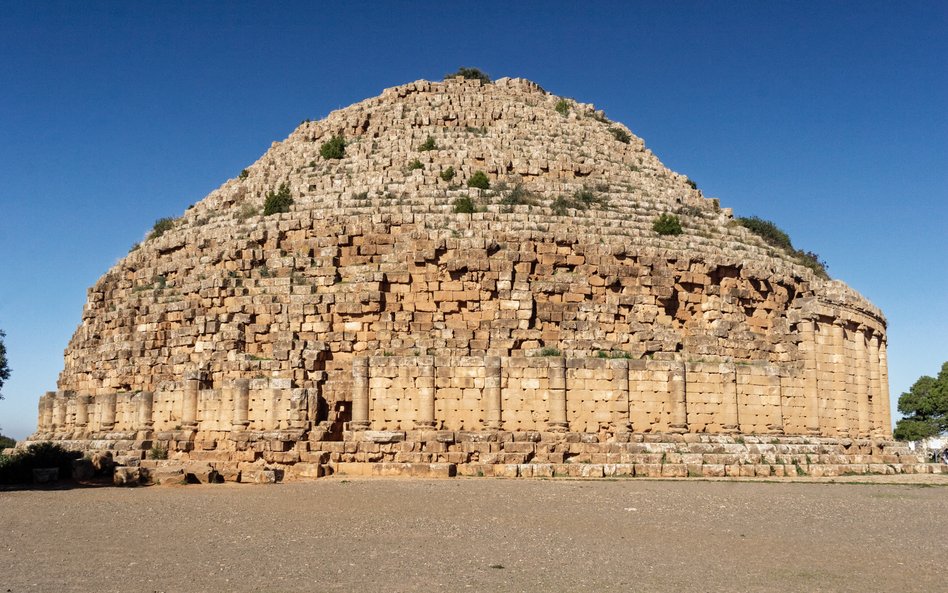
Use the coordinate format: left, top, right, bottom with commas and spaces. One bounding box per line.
2, 475, 947, 593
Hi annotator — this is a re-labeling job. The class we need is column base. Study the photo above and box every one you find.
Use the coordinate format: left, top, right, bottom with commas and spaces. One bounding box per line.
668, 424, 688, 434
547, 422, 568, 433
484, 420, 503, 430
719, 424, 739, 434
349, 421, 371, 431
414, 421, 436, 430
231, 422, 250, 432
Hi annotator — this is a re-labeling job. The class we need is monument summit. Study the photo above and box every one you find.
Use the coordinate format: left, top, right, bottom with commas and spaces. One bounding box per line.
27, 74, 923, 481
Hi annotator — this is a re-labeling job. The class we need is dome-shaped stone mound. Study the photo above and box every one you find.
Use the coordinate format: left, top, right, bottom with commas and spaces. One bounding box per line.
30, 76, 918, 482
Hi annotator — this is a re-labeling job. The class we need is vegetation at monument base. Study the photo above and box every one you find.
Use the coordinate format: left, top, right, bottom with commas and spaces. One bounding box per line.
263, 183, 293, 216
0, 329, 9, 399
893, 362, 948, 441
0, 442, 82, 485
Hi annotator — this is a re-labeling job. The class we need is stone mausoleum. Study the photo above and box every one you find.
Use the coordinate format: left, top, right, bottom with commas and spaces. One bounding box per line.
26, 76, 928, 482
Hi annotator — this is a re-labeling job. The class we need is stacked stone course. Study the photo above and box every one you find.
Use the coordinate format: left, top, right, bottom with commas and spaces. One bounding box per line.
26, 76, 926, 481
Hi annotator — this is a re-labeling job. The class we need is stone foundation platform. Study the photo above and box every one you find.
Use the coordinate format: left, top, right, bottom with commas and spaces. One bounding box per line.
18, 430, 937, 485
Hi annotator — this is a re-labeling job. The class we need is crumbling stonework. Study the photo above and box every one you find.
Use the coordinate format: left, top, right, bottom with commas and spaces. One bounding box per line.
26, 76, 925, 479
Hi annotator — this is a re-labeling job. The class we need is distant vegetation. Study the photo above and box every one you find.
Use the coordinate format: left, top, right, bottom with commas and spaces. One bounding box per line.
440, 167, 456, 182
238, 169, 249, 180
736, 216, 828, 278
444, 67, 491, 83
894, 362, 948, 442
418, 136, 437, 151
320, 135, 346, 159
555, 99, 570, 116
407, 159, 423, 171
653, 213, 683, 236
263, 183, 293, 216
0, 328, 8, 400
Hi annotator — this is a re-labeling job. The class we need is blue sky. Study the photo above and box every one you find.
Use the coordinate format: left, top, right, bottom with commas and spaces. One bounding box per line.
1, 1, 945, 439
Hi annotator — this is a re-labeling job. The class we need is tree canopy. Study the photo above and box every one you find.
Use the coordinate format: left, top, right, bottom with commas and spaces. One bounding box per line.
893, 361, 948, 441
0, 329, 10, 400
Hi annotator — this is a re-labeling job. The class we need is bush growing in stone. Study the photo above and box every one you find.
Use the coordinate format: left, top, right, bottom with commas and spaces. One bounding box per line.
444, 67, 491, 83
149, 217, 176, 240
440, 167, 455, 182
453, 196, 476, 214
263, 183, 293, 216
467, 171, 490, 190
609, 127, 631, 144
320, 135, 346, 159
653, 213, 683, 236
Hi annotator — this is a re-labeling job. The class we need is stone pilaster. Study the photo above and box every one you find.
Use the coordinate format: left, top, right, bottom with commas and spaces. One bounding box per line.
415, 356, 436, 429
668, 362, 688, 434
137, 391, 154, 433
182, 372, 200, 430
611, 359, 631, 433
547, 357, 568, 432
101, 391, 117, 431
351, 358, 370, 430
231, 379, 251, 431
484, 356, 503, 430
868, 334, 883, 438
720, 363, 739, 433
799, 320, 821, 435
831, 322, 850, 436
854, 328, 871, 438
75, 394, 91, 430
766, 369, 784, 435
879, 339, 891, 438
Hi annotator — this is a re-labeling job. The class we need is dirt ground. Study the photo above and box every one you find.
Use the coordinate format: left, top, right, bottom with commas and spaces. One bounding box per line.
2, 475, 947, 593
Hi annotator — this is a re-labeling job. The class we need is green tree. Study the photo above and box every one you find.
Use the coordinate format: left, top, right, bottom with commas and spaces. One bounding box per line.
0, 329, 9, 399
893, 362, 948, 441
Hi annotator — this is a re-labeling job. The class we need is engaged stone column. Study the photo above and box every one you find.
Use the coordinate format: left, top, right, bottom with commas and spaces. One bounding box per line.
668, 362, 688, 434
37, 393, 51, 433
232, 379, 251, 431
799, 320, 822, 434
182, 372, 200, 430
868, 334, 883, 438
41, 392, 55, 433
766, 370, 784, 435
547, 357, 568, 432
831, 322, 850, 436
351, 358, 370, 430
854, 329, 871, 438
415, 356, 436, 429
52, 392, 67, 431
879, 340, 891, 438
720, 364, 739, 433
612, 359, 631, 433
484, 356, 503, 430
267, 387, 282, 430
137, 391, 154, 432
75, 394, 91, 429
101, 392, 117, 431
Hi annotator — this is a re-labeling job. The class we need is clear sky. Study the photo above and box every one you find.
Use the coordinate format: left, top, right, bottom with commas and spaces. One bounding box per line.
1, 1, 945, 439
